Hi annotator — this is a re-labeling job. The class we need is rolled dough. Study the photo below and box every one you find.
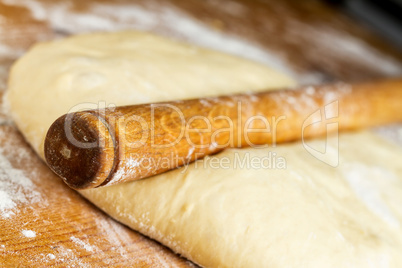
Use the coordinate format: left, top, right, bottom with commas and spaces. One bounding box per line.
6, 31, 402, 267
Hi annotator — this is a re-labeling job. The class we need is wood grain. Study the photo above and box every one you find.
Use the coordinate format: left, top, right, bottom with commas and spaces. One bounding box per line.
170, 0, 402, 81
0, 0, 401, 266
45, 80, 402, 189
0, 126, 192, 267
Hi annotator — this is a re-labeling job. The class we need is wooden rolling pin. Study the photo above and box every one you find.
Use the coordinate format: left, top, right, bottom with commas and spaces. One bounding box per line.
44, 79, 402, 189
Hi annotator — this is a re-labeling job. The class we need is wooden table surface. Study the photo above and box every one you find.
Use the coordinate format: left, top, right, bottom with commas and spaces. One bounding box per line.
0, 0, 401, 267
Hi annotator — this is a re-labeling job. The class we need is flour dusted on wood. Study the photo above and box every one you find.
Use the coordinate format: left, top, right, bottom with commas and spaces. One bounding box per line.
21, 230, 36, 238
0, 146, 41, 218
70, 236, 95, 252
2, 0, 297, 79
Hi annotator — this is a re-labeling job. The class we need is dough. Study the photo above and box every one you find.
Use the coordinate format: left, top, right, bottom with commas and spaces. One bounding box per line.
6, 31, 402, 267
6, 31, 294, 158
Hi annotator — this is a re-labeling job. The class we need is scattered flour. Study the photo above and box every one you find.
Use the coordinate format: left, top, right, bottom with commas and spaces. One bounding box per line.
1, 0, 296, 79
21, 230, 36, 238
0, 43, 24, 59
70, 236, 95, 252
47, 253, 55, 260
2, 0, 402, 85
54, 244, 91, 267
0, 147, 41, 218
314, 29, 402, 76
285, 20, 402, 77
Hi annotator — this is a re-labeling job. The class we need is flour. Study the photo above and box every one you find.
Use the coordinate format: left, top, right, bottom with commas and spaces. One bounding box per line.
3, 0, 402, 85
314, 29, 402, 76
21, 230, 36, 238
284, 19, 402, 77
0, 43, 24, 59
53, 244, 91, 267
0, 146, 41, 218
0, 190, 14, 213
47, 253, 55, 260
2, 0, 296, 80
70, 236, 95, 252
139, 5, 295, 77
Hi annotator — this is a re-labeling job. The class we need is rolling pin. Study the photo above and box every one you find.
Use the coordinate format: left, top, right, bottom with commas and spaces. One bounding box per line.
44, 79, 402, 189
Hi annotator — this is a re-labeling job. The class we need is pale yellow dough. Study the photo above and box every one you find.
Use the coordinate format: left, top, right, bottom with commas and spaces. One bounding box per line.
6, 31, 402, 267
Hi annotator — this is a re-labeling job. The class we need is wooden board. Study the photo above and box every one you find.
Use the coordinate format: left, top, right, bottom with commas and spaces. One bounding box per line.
0, 126, 192, 267
0, 0, 401, 266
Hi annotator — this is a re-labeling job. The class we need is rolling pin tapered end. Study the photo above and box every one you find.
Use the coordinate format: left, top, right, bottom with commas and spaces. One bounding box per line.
44, 112, 116, 190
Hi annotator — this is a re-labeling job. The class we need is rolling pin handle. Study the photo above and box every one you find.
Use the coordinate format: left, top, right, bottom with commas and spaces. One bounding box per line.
44, 112, 116, 190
